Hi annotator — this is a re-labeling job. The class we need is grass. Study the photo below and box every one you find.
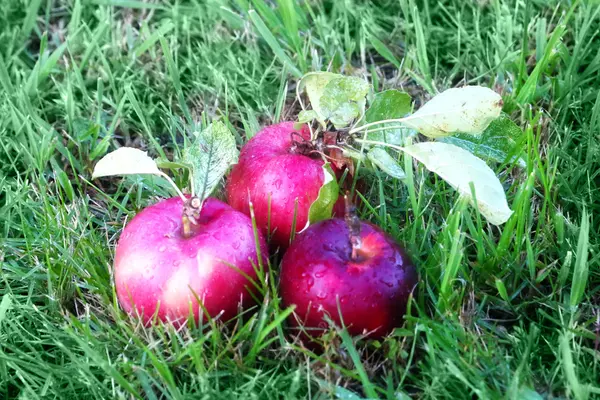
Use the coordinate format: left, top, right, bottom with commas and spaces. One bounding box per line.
1, 0, 599, 398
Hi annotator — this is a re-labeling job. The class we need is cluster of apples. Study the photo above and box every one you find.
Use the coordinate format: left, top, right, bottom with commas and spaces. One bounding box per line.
110, 121, 417, 340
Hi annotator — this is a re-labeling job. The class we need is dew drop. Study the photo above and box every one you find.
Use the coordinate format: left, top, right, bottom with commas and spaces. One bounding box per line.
232, 241, 241, 250
371, 302, 378, 309
340, 295, 348, 304
274, 179, 282, 190
158, 245, 166, 252
316, 291, 327, 300
379, 278, 394, 288
300, 272, 307, 278
306, 277, 315, 288
173, 260, 183, 267
314, 271, 325, 278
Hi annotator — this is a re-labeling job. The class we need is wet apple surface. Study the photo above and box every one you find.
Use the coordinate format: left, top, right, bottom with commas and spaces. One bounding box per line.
114, 196, 268, 325
280, 218, 417, 338
226, 122, 330, 249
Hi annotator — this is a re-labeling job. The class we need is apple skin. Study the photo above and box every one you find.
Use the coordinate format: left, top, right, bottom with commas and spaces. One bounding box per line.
279, 218, 417, 339
226, 122, 331, 249
114, 196, 268, 326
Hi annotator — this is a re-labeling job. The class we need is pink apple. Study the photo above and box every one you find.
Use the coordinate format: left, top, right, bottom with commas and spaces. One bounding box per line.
280, 218, 417, 339
226, 122, 334, 249
114, 196, 267, 326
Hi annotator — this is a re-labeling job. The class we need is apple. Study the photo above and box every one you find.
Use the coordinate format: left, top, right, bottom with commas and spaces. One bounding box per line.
226, 122, 334, 249
114, 196, 268, 326
279, 218, 417, 339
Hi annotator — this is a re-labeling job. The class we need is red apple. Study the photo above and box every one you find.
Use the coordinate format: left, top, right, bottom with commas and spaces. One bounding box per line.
114, 196, 268, 326
279, 218, 417, 339
226, 122, 334, 249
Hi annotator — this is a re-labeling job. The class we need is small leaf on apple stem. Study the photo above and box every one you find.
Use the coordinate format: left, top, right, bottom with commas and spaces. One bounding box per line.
184, 121, 239, 201
320, 77, 370, 128
92, 147, 162, 179
367, 147, 406, 179
403, 86, 503, 138
306, 163, 339, 227
365, 89, 412, 122
297, 72, 340, 126
402, 142, 513, 225
438, 116, 526, 166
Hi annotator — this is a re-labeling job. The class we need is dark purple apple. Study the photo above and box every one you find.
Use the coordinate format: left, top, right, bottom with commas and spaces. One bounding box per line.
279, 218, 417, 339
114, 196, 268, 326
226, 122, 335, 249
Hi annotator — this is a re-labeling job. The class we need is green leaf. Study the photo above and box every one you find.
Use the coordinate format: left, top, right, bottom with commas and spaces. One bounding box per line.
184, 121, 239, 202
438, 116, 526, 166
364, 90, 414, 146
402, 142, 513, 225
320, 77, 370, 128
155, 160, 192, 170
367, 147, 405, 179
298, 110, 318, 123
306, 163, 339, 226
298, 72, 340, 126
403, 86, 503, 138
365, 89, 412, 122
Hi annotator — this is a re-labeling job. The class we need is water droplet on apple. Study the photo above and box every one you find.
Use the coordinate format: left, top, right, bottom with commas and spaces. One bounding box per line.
274, 179, 282, 189
314, 271, 325, 278
379, 278, 394, 288
159, 245, 166, 252
340, 295, 348, 304
173, 260, 182, 267
300, 272, 307, 278
316, 291, 327, 300
233, 241, 241, 249
306, 277, 314, 288
371, 302, 377, 309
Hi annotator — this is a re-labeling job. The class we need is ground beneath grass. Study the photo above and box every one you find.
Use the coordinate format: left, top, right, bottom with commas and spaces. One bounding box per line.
1, 0, 599, 399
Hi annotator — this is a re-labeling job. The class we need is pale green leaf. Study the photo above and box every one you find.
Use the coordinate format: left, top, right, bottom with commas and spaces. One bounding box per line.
92, 147, 162, 179
403, 86, 503, 138
184, 121, 239, 201
298, 72, 340, 126
367, 147, 405, 179
307, 163, 339, 225
0, 294, 13, 325
403, 142, 513, 225
298, 109, 318, 123
320, 77, 370, 128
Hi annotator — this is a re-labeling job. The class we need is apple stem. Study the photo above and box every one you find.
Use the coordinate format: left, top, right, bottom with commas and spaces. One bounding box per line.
344, 192, 362, 261
182, 196, 202, 238
158, 171, 187, 202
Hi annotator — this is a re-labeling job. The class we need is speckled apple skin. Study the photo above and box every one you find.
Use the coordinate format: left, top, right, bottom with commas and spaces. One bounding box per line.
225, 122, 329, 249
280, 218, 417, 338
114, 197, 268, 325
